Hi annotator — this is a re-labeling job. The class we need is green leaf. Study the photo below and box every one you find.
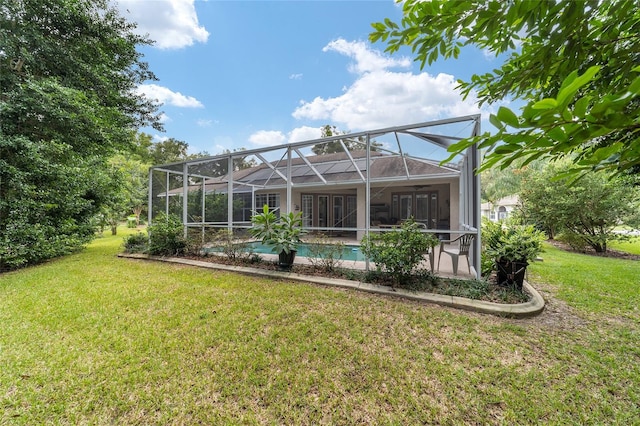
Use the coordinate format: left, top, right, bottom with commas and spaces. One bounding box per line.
573, 96, 590, 118
496, 107, 520, 128
532, 98, 558, 110
557, 66, 600, 105
627, 75, 640, 95
546, 127, 567, 142
590, 143, 623, 162
489, 113, 503, 130
494, 144, 520, 155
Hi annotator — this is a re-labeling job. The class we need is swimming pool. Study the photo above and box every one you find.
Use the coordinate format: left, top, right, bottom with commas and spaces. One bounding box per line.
208, 241, 367, 262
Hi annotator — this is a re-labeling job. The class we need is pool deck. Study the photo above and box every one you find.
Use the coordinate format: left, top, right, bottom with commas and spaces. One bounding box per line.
254, 249, 476, 279
217, 238, 477, 279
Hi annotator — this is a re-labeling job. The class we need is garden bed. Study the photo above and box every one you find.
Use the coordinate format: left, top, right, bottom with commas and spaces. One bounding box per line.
191, 254, 531, 304
119, 252, 545, 318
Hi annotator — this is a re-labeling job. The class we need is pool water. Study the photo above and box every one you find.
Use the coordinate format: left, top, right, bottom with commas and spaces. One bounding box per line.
208, 241, 367, 262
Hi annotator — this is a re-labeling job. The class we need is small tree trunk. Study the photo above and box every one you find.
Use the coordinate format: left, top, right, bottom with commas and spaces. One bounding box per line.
133, 206, 143, 226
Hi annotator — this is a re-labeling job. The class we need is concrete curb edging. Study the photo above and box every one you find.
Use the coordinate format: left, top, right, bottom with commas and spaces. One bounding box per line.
118, 253, 545, 318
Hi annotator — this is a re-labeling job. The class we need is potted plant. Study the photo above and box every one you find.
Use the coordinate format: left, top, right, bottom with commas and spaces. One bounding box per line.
250, 204, 306, 269
484, 220, 545, 289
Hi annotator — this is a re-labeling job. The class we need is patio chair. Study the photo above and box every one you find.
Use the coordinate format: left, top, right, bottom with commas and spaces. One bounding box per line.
437, 233, 475, 275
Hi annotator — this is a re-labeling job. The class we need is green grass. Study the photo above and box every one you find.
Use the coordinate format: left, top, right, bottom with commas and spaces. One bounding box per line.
527, 243, 640, 318
610, 236, 640, 255
1, 229, 639, 424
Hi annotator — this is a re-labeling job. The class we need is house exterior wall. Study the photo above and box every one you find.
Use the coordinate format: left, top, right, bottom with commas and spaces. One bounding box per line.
481, 195, 519, 222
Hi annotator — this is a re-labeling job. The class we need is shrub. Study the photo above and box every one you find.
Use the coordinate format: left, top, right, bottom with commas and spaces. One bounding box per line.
361, 219, 438, 286
126, 216, 138, 228
306, 235, 345, 271
211, 229, 253, 260
0, 213, 91, 271
147, 213, 186, 256
483, 218, 545, 264
556, 231, 589, 252
250, 205, 306, 255
123, 232, 148, 253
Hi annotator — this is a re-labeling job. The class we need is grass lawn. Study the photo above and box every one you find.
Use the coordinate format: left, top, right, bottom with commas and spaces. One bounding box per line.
1, 230, 639, 424
610, 236, 640, 255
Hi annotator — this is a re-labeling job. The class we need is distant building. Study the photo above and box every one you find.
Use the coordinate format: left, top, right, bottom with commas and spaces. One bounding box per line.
481, 195, 519, 222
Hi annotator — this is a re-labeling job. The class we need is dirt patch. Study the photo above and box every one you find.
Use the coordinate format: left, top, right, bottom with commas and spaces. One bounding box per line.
511, 280, 591, 331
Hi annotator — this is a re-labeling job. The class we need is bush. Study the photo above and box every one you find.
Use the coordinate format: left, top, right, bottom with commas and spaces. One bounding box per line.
123, 232, 148, 253
184, 227, 212, 257
361, 219, 438, 286
306, 235, 345, 271
556, 231, 589, 252
483, 219, 545, 263
147, 213, 186, 256
0, 211, 91, 271
211, 229, 253, 260
126, 216, 138, 228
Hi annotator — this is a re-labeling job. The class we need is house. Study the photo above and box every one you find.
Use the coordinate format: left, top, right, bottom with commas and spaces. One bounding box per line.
481, 195, 519, 222
149, 116, 483, 277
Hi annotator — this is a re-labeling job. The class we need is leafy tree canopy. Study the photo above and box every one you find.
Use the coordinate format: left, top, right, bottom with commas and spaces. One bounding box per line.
0, 0, 162, 270
371, 0, 640, 176
518, 159, 640, 252
312, 124, 382, 155
480, 163, 526, 205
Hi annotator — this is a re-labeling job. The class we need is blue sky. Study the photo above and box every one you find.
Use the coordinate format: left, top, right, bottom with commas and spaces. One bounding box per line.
115, 0, 506, 155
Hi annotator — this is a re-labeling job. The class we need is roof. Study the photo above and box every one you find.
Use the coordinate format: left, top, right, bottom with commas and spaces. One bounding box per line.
197, 150, 460, 193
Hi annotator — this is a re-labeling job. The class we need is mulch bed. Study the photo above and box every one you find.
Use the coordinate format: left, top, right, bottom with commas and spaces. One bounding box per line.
547, 240, 640, 260
181, 253, 531, 304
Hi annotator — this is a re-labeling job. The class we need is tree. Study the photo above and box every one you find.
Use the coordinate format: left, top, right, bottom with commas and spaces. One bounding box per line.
371, 1, 640, 176
0, 0, 162, 270
109, 154, 149, 227
518, 160, 640, 252
147, 138, 190, 165
480, 163, 525, 205
312, 125, 382, 155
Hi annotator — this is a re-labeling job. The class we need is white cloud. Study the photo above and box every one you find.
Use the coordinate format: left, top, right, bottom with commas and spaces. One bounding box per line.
136, 84, 204, 108
288, 126, 322, 143
289, 73, 303, 80
152, 134, 169, 143
293, 39, 481, 130
248, 126, 323, 147
323, 38, 411, 74
115, 0, 209, 49
212, 137, 235, 152
196, 118, 214, 127
249, 130, 286, 147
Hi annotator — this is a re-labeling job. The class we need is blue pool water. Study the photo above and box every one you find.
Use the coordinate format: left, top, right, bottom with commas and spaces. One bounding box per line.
209, 241, 367, 262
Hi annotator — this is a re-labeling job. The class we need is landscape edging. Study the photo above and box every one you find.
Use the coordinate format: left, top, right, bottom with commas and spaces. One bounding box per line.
118, 253, 545, 318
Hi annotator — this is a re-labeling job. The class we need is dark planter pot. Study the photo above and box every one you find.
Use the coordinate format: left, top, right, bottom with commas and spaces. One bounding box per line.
278, 250, 296, 269
496, 259, 528, 289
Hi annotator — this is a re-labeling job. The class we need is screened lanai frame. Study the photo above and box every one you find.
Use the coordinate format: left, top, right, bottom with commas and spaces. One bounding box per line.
149, 114, 482, 277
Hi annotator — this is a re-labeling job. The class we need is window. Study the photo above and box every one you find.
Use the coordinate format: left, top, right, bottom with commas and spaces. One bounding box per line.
301, 194, 313, 227
498, 206, 508, 220
333, 195, 343, 227
255, 193, 280, 216
392, 191, 439, 228
318, 195, 329, 228
345, 195, 357, 228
